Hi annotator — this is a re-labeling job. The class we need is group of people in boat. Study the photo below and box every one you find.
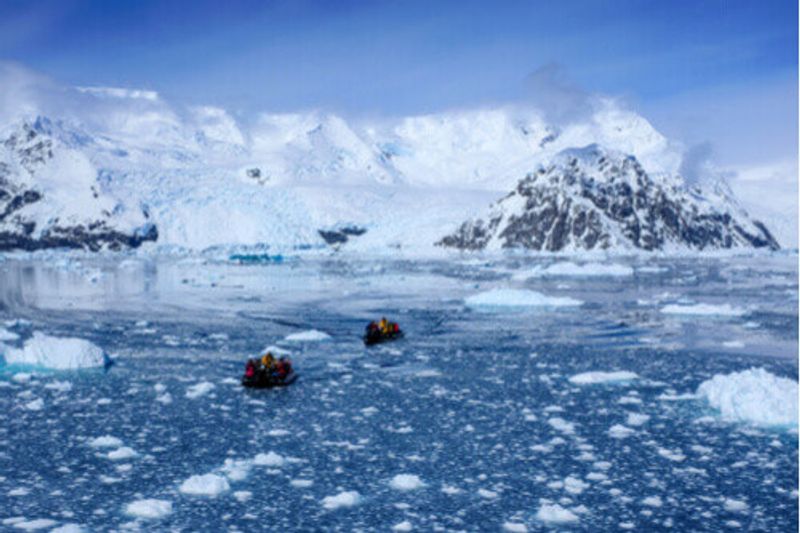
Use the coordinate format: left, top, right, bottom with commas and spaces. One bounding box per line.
242, 317, 403, 387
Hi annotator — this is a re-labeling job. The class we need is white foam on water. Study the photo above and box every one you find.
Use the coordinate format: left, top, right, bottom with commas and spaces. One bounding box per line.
124, 499, 172, 519
696, 368, 798, 427
569, 371, 638, 385
321, 490, 360, 510
465, 289, 582, 309
660, 303, 746, 317
3, 332, 106, 370
179, 473, 230, 497
284, 329, 331, 342
389, 474, 425, 491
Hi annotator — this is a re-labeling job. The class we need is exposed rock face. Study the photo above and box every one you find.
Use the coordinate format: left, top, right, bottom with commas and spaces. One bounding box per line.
318, 225, 368, 246
0, 121, 157, 252
438, 145, 779, 252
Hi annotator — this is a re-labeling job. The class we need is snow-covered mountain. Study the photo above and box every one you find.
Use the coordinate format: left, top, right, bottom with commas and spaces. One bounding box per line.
438, 145, 779, 252
0, 74, 788, 254
0, 120, 156, 251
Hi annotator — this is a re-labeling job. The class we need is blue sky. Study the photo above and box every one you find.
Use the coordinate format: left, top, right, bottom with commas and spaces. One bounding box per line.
0, 0, 797, 164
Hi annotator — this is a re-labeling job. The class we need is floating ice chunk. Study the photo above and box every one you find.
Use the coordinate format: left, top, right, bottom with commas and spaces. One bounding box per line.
569, 371, 638, 385
10, 518, 58, 530
50, 524, 85, 533
660, 303, 746, 317
503, 522, 528, 532
284, 329, 331, 342
8, 487, 30, 496
253, 451, 286, 467
548, 417, 576, 435
221, 459, 251, 481
179, 474, 230, 497
723, 498, 749, 512
24, 398, 44, 411
156, 393, 172, 404
519, 262, 633, 278
722, 341, 745, 349
185, 382, 215, 399
465, 289, 582, 309
478, 488, 498, 499
0, 327, 19, 341
626, 413, 650, 426
441, 485, 462, 495
12, 373, 31, 383
124, 498, 173, 519
657, 448, 685, 462
608, 425, 635, 439
107, 447, 137, 461
3, 332, 107, 370
233, 491, 252, 502
44, 381, 72, 392
267, 429, 291, 437
321, 490, 360, 510
392, 521, 413, 532
564, 476, 589, 495
657, 392, 698, 401
390, 474, 425, 491
697, 368, 798, 427
536, 503, 579, 524
290, 479, 314, 488
642, 496, 662, 507
89, 436, 123, 448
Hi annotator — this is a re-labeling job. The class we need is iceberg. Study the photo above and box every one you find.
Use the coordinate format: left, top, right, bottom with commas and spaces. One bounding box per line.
465, 289, 582, 309
697, 368, 798, 427
2, 332, 107, 370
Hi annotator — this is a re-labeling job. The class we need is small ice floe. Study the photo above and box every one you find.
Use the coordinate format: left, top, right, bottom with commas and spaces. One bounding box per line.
626, 413, 650, 426
503, 522, 528, 532
12, 373, 32, 384
722, 340, 745, 349
465, 289, 582, 309
441, 485, 462, 495
179, 474, 230, 497
321, 490, 360, 510
478, 488, 498, 499
44, 381, 72, 393
267, 429, 291, 437
517, 262, 633, 279
284, 329, 331, 342
415, 369, 442, 378
535, 503, 579, 524
290, 479, 314, 488
3, 332, 108, 370
697, 368, 798, 427
253, 451, 285, 467
608, 425, 635, 439
50, 524, 85, 533
568, 371, 638, 385
89, 436, 123, 448
392, 521, 413, 532
548, 418, 576, 435
389, 474, 425, 491
185, 382, 215, 399
24, 398, 44, 411
660, 303, 746, 317
124, 498, 172, 519
107, 447, 137, 461
233, 491, 252, 502
642, 496, 662, 507
563, 476, 589, 495
0, 327, 19, 341
8, 518, 58, 530
723, 498, 748, 512
657, 448, 685, 462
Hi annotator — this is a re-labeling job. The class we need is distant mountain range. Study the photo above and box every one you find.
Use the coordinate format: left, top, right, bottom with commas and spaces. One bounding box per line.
0, 91, 784, 253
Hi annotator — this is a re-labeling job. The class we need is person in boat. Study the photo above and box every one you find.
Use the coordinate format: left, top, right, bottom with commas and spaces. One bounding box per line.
379, 317, 389, 334
244, 358, 257, 378
261, 351, 275, 370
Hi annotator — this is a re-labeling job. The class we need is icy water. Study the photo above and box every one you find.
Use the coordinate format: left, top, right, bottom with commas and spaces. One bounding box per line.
0, 254, 797, 532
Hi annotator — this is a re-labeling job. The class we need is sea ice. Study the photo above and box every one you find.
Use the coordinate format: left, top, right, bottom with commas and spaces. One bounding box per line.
185, 381, 215, 399
517, 262, 633, 279
284, 329, 331, 342
389, 474, 425, 491
89, 436, 122, 448
253, 451, 286, 467
392, 521, 413, 531
321, 490, 360, 510
3, 332, 106, 369
535, 503, 579, 523
608, 424, 635, 439
10, 518, 58, 530
660, 303, 746, 317
465, 289, 582, 309
179, 474, 230, 497
569, 371, 638, 385
107, 447, 137, 460
124, 498, 173, 519
696, 368, 798, 427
